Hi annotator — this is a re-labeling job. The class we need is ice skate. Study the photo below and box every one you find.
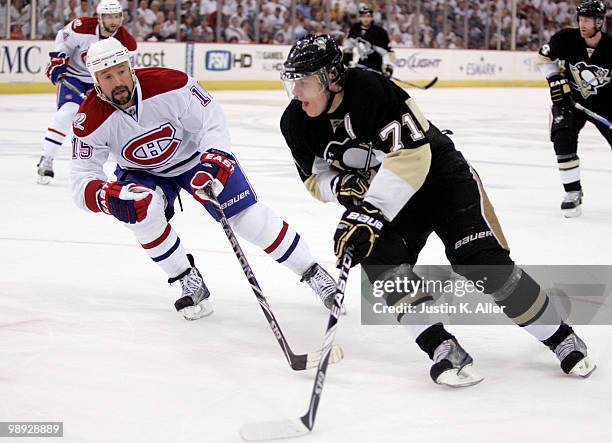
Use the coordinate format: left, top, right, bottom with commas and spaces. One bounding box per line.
561, 190, 583, 218
301, 263, 346, 314
169, 254, 213, 321
37, 156, 54, 185
550, 331, 596, 377
430, 338, 484, 387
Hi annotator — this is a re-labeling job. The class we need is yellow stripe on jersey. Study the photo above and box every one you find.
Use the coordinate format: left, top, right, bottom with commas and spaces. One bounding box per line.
304, 174, 327, 203
364, 144, 432, 221
405, 97, 430, 133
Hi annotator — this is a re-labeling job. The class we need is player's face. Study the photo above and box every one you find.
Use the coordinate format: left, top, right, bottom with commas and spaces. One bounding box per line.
96, 62, 134, 107
100, 13, 123, 36
283, 74, 328, 117
578, 16, 600, 38
360, 13, 373, 27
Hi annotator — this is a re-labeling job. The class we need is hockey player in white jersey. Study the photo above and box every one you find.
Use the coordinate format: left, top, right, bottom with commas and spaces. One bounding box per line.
37, 0, 137, 185
70, 37, 338, 321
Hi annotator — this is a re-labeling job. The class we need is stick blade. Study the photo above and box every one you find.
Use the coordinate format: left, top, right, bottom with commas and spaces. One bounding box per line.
305, 344, 344, 370
291, 344, 344, 371
240, 418, 310, 441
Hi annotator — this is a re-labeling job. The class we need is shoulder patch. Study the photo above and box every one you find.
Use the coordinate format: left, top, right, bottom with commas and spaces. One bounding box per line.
114, 27, 138, 51
73, 92, 116, 138
136, 68, 189, 100
71, 17, 98, 35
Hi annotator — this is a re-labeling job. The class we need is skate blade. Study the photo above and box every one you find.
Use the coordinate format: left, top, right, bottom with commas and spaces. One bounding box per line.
181, 300, 214, 321
37, 175, 52, 185
436, 364, 484, 388
562, 206, 582, 218
569, 356, 596, 378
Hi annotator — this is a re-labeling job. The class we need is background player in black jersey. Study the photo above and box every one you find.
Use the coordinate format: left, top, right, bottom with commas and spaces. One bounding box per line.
342, 4, 394, 78
280, 34, 595, 387
537, 0, 611, 217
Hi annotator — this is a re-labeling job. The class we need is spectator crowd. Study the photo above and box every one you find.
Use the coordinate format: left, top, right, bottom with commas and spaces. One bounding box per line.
2, 0, 612, 50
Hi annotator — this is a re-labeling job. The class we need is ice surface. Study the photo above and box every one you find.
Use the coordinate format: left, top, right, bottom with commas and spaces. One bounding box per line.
1, 88, 611, 442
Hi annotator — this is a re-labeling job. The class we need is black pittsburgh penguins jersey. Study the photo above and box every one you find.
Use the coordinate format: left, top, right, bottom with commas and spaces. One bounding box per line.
280, 68, 457, 222
538, 28, 612, 108
347, 23, 392, 71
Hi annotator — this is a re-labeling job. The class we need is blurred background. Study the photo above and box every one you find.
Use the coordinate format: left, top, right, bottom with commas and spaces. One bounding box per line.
3, 0, 612, 51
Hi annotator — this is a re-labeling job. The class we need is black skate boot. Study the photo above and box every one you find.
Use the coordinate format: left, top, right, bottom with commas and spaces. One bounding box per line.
169, 254, 212, 320
37, 156, 54, 185
430, 338, 484, 387
301, 263, 345, 314
561, 190, 583, 218
543, 323, 596, 377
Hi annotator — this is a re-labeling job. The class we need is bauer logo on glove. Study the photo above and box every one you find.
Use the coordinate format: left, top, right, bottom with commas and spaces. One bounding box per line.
333, 202, 386, 267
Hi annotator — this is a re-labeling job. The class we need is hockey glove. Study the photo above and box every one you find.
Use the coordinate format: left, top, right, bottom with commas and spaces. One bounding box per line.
46, 52, 69, 85
190, 148, 236, 203
333, 171, 370, 208
547, 74, 571, 107
97, 182, 152, 224
334, 202, 386, 268
383, 64, 394, 79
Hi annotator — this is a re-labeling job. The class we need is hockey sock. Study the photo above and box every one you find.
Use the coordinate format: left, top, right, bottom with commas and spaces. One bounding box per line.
415, 323, 455, 359
125, 190, 190, 277
42, 102, 78, 158
556, 154, 581, 192
229, 202, 315, 275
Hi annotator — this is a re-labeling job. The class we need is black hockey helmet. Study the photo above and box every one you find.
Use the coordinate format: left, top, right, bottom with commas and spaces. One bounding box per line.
359, 4, 373, 16
576, 0, 606, 19
281, 34, 346, 86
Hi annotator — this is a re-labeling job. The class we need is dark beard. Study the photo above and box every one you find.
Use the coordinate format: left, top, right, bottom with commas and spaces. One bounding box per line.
103, 25, 118, 35
111, 86, 131, 106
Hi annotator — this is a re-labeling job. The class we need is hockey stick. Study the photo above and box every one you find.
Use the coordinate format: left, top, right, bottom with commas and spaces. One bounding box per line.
573, 102, 612, 130
201, 186, 344, 371
60, 78, 87, 100
240, 247, 353, 441
354, 63, 438, 90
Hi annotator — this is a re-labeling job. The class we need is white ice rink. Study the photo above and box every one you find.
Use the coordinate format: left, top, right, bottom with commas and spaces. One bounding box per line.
1, 87, 611, 443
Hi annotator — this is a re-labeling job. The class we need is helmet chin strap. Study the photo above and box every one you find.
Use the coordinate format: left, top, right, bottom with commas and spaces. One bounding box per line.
323, 89, 337, 114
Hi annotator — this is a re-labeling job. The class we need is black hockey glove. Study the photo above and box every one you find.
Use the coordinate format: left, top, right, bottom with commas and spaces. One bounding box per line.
333, 171, 369, 208
334, 202, 386, 268
547, 74, 571, 107
383, 64, 394, 79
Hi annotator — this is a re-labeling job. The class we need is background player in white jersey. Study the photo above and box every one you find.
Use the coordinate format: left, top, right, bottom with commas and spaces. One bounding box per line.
70, 37, 337, 321
280, 35, 595, 386
37, 0, 137, 185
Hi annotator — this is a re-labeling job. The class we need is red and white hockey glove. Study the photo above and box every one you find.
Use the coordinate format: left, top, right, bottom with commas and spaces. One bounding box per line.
96, 182, 152, 224
190, 148, 236, 203
46, 52, 69, 85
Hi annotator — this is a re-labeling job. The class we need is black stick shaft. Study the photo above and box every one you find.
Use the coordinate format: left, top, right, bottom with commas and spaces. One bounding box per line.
203, 187, 301, 369
60, 79, 87, 100
300, 248, 353, 430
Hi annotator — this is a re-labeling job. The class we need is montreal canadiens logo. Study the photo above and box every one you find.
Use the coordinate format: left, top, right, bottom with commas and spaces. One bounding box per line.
122, 123, 182, 168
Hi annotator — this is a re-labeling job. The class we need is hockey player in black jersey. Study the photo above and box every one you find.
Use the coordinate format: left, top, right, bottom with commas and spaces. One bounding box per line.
342, 4, 394, 78
537, 0, 611, 217
280, 34, 596, 387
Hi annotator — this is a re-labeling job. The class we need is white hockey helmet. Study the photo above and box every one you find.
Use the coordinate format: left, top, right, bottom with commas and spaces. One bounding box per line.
96, 0, 123, 16
86, 37, 131, 82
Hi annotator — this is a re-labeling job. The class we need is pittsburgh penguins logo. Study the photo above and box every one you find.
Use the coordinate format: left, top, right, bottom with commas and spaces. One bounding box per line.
354, 37, 374, 60
122, 123, 182, 168
323, 139, 381, 170
568, 61, 611, 99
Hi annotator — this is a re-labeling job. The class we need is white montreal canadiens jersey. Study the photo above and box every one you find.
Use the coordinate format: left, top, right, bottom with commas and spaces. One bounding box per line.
54, 17, 137, 83
70, 68, 230, 212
